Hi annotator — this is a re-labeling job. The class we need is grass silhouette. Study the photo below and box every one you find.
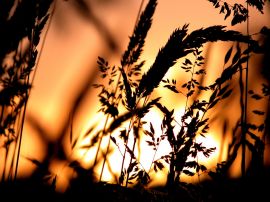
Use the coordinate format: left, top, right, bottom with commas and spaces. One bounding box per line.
0, 0, 270, 201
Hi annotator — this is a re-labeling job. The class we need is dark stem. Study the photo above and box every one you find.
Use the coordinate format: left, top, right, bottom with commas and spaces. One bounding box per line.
9, 108, 22, 181
239, 50, 246, 179
125, 133, 137, 187
14, 11, 35, 180
13, 1, 55, 181
13, 78, 29, 181
30, 1, 56, 86
241, 2, 250, 179
118, 0, 146, 184
99, 131, 112, 182
93, 115, 109, 167
120, 116, 133, 185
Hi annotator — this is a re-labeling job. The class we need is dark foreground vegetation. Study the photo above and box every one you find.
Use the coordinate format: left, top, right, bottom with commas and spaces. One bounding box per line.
1, 0, 270, 201
0, 174, 270, 201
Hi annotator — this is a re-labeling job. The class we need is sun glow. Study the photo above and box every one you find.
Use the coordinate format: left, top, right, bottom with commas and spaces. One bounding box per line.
1, 0, 269, 197
72, 105, 223, 188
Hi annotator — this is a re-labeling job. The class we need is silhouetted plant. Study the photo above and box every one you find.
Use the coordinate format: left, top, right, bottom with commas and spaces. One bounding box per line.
0, 0, 52, 182
88, 0, 264, 194
1, 0, 270, 201
206, 1, 270, 187
208, 0, 267, 26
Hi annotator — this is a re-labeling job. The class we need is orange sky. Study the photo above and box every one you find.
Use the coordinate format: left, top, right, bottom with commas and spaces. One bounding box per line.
26, 0, 270, 137
14, 0, 270, 191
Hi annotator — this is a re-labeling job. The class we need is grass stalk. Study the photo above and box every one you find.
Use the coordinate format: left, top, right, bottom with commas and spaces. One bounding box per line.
13, 1, 55, 181
239, 49, 246, 179
241, 2, 250, 179
13, 76, 29, 181
97, 0, 146, 182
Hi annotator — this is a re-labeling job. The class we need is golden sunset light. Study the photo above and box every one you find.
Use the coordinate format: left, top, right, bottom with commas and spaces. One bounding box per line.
1, 0, 270, 201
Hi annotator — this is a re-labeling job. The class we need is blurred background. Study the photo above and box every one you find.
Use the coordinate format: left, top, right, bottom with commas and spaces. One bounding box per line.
2, 0, 270, 192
